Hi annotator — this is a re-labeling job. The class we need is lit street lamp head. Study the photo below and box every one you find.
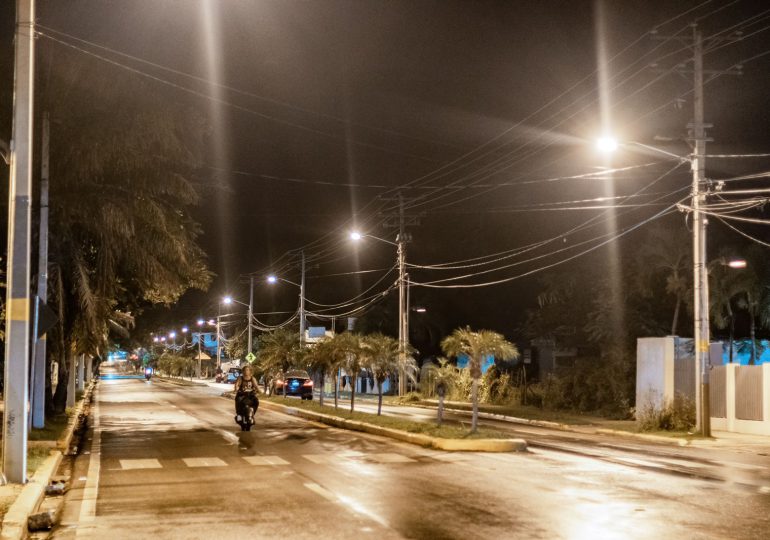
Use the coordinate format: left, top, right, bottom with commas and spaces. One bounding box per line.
267, 275, 278, 284
728, 259, 747, 269
169, 331, 176, 339
596, 136, 619, 153
222, 296, 233, 305
181, 327, 189, 333
350, 231, 362, 241
197, 319, 204, 326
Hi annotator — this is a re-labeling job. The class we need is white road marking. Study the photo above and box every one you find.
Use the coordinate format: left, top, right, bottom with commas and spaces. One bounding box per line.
303, 483, 390, 529
76, 394, 101, 539
366, 453, 416, 464
183, 457, 228, 468
243, 455, 290, 466
120, 459, 163, 470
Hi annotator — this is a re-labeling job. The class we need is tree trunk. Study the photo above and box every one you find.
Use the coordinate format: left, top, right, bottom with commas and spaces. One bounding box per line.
729, 313, 735, 363
750, 316, 757, 365
377, 384, 383, 416
52, 351, 71, 414
437, 389, 444, 425
471, 377, 479, 433
319, 372, 325, 407
334, 371, 339, 409
671, 293, 681, 335
350, 373, 357, 413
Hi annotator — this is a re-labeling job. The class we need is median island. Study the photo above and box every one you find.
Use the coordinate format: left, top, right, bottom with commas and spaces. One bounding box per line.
260, 396, 527, 452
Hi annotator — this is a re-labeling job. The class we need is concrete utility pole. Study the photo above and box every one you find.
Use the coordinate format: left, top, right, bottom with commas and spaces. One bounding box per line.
31, 112, 49, 430
691, 27, 710, 437
215, 315, 222, 368
299, 251, 306, 346
247, 276, 254, 355
3, 0, 36, 484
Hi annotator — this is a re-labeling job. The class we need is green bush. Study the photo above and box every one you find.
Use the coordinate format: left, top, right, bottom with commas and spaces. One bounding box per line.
637, 393, 695, 432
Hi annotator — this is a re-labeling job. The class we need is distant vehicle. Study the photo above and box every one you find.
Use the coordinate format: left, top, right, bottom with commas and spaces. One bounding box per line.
226, 367, 241, 384
271, 369, 313, 400
144, 367, 152, 381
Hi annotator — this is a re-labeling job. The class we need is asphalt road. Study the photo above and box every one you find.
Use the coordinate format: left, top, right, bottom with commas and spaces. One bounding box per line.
46, 371, 770, 540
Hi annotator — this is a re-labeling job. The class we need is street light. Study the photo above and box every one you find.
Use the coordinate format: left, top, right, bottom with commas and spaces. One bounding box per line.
222, 294, 255, 357
181, 326, 189, 334
267, 273, 306, 345
598, 135, 711, 436
727, 259, 747, 269
350, 230, 409, 396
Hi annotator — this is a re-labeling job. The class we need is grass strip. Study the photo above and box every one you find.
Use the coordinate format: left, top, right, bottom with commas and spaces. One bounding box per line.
264, 396, 513, 440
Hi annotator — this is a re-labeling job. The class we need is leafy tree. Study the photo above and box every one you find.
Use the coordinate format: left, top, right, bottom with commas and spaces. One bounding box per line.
635, 225, 691, 335
441, 327, 518, 432
423, 358, 458, 425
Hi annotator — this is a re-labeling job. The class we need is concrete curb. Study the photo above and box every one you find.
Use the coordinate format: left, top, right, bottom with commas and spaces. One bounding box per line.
1, 452, 62, 540
155, 376, 207, 387
595, 428, 694, 446
58, 380, 95, 453
1, 380, 96, 539
417, 403, 699, 448
259, 400, 527, 452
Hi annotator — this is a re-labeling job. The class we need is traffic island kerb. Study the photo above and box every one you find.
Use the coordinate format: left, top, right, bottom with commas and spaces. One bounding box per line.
257, 399, 527, 453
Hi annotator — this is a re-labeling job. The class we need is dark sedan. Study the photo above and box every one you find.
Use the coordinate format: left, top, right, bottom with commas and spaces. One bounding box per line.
272, 369, 313, 400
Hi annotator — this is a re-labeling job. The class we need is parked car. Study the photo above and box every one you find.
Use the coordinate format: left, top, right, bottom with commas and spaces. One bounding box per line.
271, 369, 313, 399
226, 367, 241, 384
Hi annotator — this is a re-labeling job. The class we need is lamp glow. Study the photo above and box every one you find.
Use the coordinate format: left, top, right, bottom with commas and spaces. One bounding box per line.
223, 296, 233, 305
350, 231, 362, 241
267, 275, 277, 284
596, 136, 619, 153
728, 259, 747, 269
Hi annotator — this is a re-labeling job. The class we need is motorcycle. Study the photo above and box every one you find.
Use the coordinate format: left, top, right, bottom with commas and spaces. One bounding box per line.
234, 392, 259, 431
144, 367, 152, 381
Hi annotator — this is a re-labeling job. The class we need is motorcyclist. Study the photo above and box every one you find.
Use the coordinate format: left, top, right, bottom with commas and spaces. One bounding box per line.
234, 365, 259, 423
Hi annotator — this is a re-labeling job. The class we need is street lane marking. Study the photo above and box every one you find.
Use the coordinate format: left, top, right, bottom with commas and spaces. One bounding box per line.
120, 459, 162, 470
366, 453, 416, 464
243, 455, 290, 466
183, 457, 228, 468
76, 393, 101, 539
303, 483, 390, 529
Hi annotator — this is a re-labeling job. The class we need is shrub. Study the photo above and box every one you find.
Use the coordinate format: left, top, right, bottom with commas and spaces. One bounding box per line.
637, 393, 696, 432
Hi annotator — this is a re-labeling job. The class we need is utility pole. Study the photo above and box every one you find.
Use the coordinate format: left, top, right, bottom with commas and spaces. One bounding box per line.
215, 315, 222, 369
31, 112, 49, 429
299, 250, 306, 346
651, 23, 741, 437
248, 276, 254, 355
3, 0, 35, 484
691, 27, 710, 437
381, 192, 420, 396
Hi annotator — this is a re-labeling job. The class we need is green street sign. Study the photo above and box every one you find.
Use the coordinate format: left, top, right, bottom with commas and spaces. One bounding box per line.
246, 352, 256, 362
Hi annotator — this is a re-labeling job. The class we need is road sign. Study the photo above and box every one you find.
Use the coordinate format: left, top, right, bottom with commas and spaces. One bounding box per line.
246, 352, 256, 362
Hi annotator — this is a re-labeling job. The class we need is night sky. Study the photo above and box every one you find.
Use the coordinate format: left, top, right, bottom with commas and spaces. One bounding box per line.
2, 1, 770, 344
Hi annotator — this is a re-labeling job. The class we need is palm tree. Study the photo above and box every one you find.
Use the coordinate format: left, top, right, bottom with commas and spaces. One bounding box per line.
441, 327, 519, 433
256, 329, 301, 396
361, 333, 401, 416
43, 49, 213, 413
305, 337, 337, 406
331, 333, 364, 413
710, 258, 749, 363
424, 358, 458, 425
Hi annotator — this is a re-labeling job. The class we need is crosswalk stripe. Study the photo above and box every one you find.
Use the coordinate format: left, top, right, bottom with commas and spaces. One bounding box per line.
243, 455, 290, 466
367, 453, 416, 464
182, 457, 228, 468
120, 459, 162, 470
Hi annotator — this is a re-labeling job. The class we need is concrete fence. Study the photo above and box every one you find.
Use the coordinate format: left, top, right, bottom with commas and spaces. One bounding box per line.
710, 363, 770, 435
637, 336, 770, 436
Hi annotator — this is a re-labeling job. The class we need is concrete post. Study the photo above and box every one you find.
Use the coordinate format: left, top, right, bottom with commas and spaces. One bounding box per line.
85, 355, 92, 383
